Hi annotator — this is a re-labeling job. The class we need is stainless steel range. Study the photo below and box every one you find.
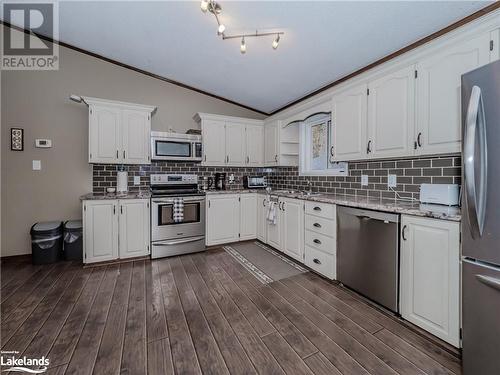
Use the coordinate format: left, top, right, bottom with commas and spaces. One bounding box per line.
150, 174, 206, 259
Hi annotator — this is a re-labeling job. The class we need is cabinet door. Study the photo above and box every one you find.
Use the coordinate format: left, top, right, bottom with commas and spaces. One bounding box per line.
89, 105, 121, 163
416, 33, 491, 155
257, 196, 267, 243
332, 83, 368, 161
246, 125, 264, 166
267, 201, 282, 250
122, 110, 151, 164
202, 120, 226, 166
206, 195, 240, 246
490, 28, 499, 62
400, 215, 460, 347
119, 199, 150, 259
240, 194, 257, 240
281, 198, 304, 262
368, 65, 415, 159
264, 122, 279, 166
83, 200, 118, 263
225, 122, 246, 166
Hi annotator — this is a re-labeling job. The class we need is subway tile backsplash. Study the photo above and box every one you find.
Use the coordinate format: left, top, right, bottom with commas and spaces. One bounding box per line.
92, 154, 461, 200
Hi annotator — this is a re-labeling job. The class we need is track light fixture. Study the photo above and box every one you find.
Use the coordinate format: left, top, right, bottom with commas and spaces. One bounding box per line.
200, 0, 284, 54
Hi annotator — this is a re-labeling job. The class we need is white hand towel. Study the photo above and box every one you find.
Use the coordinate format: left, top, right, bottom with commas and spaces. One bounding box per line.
173, 198, 184, 223
267, 201, 277, 225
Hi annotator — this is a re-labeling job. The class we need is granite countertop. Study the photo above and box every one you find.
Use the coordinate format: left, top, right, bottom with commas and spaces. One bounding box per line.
206, 189, 461, 222
80, 192, 151, 200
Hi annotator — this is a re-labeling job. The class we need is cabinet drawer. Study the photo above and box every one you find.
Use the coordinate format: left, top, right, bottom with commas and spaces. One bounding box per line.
305, 201, 336, 219
305, 215, 336, 237
305, 230, 336, 255
305, 245, 336, 279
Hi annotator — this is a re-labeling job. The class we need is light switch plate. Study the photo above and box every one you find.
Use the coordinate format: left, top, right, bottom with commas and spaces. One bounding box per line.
388, 174, 397, 188
361, 174, 368, 186
32, 160, 41, 170
134, 176, 140, 185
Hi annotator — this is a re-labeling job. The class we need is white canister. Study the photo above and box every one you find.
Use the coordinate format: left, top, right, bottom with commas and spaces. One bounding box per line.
117, 171, 128, 193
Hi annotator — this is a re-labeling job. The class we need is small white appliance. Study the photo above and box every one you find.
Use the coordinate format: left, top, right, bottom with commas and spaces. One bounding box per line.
151, 131, 202, 161
117, 171, 128, 193
35, 139, 52, 148
419, 183, 460, 206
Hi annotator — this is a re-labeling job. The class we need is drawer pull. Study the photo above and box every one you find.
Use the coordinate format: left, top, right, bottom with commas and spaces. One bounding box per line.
313, 206, 322, 211
313, 239, 322, 245
313, 258, 322, 265
313, 223, 322, 228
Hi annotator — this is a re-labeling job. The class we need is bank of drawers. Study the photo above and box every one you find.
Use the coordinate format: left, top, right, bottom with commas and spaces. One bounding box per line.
304, 201, 336, 279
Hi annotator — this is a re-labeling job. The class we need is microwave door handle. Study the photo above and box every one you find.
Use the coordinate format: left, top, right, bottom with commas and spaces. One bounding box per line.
464, 85, 488, 238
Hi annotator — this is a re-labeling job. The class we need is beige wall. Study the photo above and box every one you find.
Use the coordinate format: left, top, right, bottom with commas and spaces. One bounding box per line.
1, 30, 265, 256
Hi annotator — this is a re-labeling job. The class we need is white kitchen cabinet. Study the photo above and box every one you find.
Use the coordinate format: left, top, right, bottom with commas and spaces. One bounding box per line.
225, 122, 246, 166
267, 199, 282, 250
367, 64, 415, 159
83, 200, 119, 264
490, 28, 499, 61
257, 195, 268, 242
332, 83, 368, 161
206, 194, 240, 246
400, 215, 460, 347
264, 121, 279, 166
202, 119, 227, 166
87, 97, 155, 165
240, 194, 257, 240
415, 32, 491, 155
280, 198, 304, 262
118, 199, 150, 259
246, 124, 264, 166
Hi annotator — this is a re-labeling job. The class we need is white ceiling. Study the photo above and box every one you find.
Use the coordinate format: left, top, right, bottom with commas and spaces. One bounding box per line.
4, 1, 494, 113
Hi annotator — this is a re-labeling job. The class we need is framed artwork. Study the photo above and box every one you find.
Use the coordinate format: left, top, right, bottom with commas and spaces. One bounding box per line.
11, 128, 24, 151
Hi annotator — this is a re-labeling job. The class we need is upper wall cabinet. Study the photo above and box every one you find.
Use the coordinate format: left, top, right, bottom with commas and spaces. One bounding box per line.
332, 83, 368, 161
367, 64, 416, 159
194, 113, 264, 167
86, 97, 156, 165
415, 32, 492, 155
264, 120, 279, 166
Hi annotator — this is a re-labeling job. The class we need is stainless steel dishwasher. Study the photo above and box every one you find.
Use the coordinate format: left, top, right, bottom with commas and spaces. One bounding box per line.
337, 206, 400, 313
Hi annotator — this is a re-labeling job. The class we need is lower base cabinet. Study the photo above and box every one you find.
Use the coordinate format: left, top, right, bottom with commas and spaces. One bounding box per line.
400, 215, 460, 347
257, 195, 267, 242
83, 199, 150, 264
280, 198, 304, 262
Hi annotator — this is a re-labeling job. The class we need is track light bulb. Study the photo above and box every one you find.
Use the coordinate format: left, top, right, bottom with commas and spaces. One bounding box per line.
240, 37, 246, 54
218, 24, 226, 34
200, 0, 208, 12
272, 34, 280, 50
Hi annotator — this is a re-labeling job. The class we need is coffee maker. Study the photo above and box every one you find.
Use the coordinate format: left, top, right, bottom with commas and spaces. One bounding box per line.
214, 173, 226, 190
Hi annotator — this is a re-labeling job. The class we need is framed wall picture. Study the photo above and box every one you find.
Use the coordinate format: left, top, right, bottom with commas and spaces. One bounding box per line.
11, 128, 24, 151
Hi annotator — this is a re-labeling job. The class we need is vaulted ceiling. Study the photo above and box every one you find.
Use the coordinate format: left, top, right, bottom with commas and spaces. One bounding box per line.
3, 1, 494, 114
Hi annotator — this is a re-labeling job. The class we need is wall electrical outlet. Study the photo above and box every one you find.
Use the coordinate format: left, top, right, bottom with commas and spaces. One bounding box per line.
361, 174, 368, 186
134, 176, 140, 185
388, 174, 397, 188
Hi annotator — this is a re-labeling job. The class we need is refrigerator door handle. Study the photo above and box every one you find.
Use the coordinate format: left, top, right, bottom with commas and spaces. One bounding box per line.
476, 274, 500, 292
464, 85, 488, 238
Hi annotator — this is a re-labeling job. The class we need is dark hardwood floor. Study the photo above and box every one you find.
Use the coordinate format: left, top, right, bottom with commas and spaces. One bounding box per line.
0, 249, 462, 375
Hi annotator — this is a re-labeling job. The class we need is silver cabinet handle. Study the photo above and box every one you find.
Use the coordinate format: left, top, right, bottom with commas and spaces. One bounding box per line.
464, 85, 488, 238
282, 202, 285, 211
275, 154, 278, 162
123, 150, 126, 159
417, 132, 422, 148
246, 156, 249, 164
313, 258, 322, 265
313, 206, 321, 211
330, 146, 334, 156
226, 155, 229, 163
313, 239, 322, 245
120, 205, 123, 214
366, 140, 372, 154
263, 199, 266, 207
116, 150, 119, 158
313, 223, 321, 228
476, 275, 500, 292
402, 225, 408, 241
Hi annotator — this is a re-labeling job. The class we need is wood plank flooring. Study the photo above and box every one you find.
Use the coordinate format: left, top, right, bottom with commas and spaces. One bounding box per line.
0, 249, 462, 375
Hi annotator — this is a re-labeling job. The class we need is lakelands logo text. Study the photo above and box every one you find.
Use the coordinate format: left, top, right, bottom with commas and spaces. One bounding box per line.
1, 1, 59, 70
1, 351, 49, 373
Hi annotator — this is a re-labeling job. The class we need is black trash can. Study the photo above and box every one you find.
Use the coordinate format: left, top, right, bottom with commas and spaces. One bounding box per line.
63, 220, 83, 262
30, 221, 63, 264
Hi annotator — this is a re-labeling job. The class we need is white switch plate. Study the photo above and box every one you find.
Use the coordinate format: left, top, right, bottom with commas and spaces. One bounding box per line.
32, 160, 41, 170
134, 176, 140, 185
361, 174, 368, 186
388, 174, 397, 188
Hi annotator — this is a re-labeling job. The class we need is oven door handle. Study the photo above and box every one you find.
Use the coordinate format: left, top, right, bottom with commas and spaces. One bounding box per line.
152, 235, 205, 246
153, 198, 205, 204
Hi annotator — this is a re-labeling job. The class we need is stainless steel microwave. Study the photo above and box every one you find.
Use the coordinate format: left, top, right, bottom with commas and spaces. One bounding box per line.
151, 131, 202, 161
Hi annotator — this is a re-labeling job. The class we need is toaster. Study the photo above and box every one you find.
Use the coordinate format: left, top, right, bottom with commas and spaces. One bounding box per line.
419, 184, 460, 206
243, 176, 267, 189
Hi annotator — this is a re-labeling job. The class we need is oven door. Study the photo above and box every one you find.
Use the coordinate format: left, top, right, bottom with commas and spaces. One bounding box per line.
151, 138, 193, 161
151, 197, 205, 241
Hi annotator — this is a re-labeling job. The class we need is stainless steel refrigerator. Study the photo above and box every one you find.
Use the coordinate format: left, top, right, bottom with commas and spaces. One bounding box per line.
461, 59, 500, 375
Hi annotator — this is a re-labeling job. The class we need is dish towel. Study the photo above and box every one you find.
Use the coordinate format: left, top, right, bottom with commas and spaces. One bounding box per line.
267, 201, 277, 225
173, 198, 184, 223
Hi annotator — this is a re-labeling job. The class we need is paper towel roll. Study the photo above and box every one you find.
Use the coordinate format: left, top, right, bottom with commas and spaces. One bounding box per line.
117, 171, 128, 193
